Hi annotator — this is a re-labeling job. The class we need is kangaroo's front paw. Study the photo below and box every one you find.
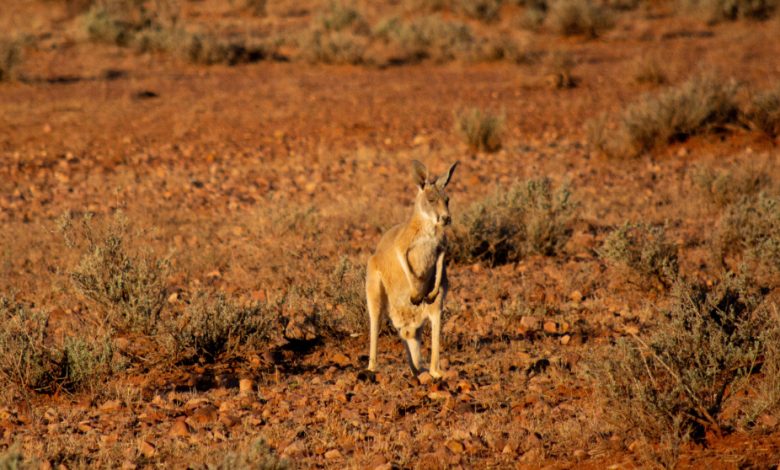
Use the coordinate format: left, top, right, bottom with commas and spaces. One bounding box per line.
425, 288, 439, 304
410, 292, 424, 306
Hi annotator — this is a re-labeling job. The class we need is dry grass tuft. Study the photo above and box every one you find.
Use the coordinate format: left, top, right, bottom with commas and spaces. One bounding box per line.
693, 165, 771, 208
0, 296, 115, 395
684, 0, 779, 22
746, 86, 780, 138
216, 438, 290, 470
600, 222, 679, 287
451, 178, 576, 266
589, 73, 740, 158
546, 0, 615, 37
374, 15, 478, 64
59, 212, 169, 335
458, 0, 504, 22
168, 291, 276, 362
455, 107, 505, 152
632, 54, 668, 85
715, 192, 780, 271
0, 38, 22, 82
594, 272, 777, 465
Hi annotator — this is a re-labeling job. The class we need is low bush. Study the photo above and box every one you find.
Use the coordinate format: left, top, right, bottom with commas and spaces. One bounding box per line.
600, 222, 679, 287
0, 38, 22, 82
692, 165, 770, 208
0, 296, 114, 394
595, 272, 776, 465
374, 15, 477, 64
715, 192, 780, 271
546, 0, 614, 38
59, 212, 169, 334
458, 0, 504, 22
746, 86, 780, 138
216, 438, 289, 470
685, 0, 779, 22
451, 178, 576, 265
455, 107, 505, 152
169, 292, 275, 362
589, 73, 740, 158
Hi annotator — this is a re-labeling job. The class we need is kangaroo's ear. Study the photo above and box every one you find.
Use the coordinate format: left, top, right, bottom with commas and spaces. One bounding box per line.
436, 161, 459, 189
412, 160, 428, 189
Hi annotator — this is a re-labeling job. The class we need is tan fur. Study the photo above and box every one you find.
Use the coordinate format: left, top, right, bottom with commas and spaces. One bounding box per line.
366, 160, 458, 378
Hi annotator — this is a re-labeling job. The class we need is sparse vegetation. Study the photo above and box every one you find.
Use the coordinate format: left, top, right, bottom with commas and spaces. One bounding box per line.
375, 15, 478, 64
60, 212, 169, 334
451, 178, 576, 265
0, 38, 22, 82
169, 292, 275, 362
546, 0, 614, 37
298, 29, 368, 65
216, 438, 290, 470
455, 107, 505, 152
633, 55, 668, 85
458, 0, 503, 22
684, 0, 779, 22
244, 0, 267, 16
0, 296, 115, 394
600, 222, 679, 287
589, 73, 740, 158
746, 86, 780, 138
596, 273, 776, 465
693, 165, 771, 207
715, 192, 780, 271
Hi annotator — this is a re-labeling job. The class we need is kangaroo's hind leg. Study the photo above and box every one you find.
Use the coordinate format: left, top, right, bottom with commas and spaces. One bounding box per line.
366, 259, 383, 372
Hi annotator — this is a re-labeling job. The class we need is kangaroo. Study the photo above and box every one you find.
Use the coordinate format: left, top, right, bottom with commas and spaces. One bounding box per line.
365, 160, 458, 378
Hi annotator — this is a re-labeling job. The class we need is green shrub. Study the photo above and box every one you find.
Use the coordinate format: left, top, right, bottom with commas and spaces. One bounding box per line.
595, 273, 774, 464
746, 86, 780, 138
455, 107, 505, 152
60, 212, 169, 334
0, 38, 22, 82
590, 73, 740, 158
169, 292, 275, 362
0, 296, 114, 394
600, 222, 679, 287
451, 178, 576, 265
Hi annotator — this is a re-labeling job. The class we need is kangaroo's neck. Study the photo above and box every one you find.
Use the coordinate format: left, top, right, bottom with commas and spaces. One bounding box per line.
406, 205, 442, 242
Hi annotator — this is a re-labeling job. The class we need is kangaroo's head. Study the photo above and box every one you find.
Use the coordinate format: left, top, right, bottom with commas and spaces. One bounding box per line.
412, 160, 458, 227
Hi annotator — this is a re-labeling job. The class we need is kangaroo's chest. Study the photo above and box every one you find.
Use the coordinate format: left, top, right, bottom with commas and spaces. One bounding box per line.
408, 236, 441, 279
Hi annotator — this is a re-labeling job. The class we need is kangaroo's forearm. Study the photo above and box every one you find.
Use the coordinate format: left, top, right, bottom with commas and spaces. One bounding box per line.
395, 247, 418, 288
431, 251, 445, 292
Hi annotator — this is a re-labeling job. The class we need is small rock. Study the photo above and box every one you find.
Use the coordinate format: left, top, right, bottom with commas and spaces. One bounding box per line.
138, 440, 156, 458
520, 316, 539, 331
282, 441, 306, 458
324, 449, 343, 460
169, 419, 190, 438
331, 352, 350, 367
560, 334, 571, 345
543, 321, 557, 334
239, 378, 254, 396
428, 390, 451, 400
99, 400, 122, 413
570, 290, 583, 302
573, 449, 587, 460
446, 440, 464, 454
417, 372, 433, 385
